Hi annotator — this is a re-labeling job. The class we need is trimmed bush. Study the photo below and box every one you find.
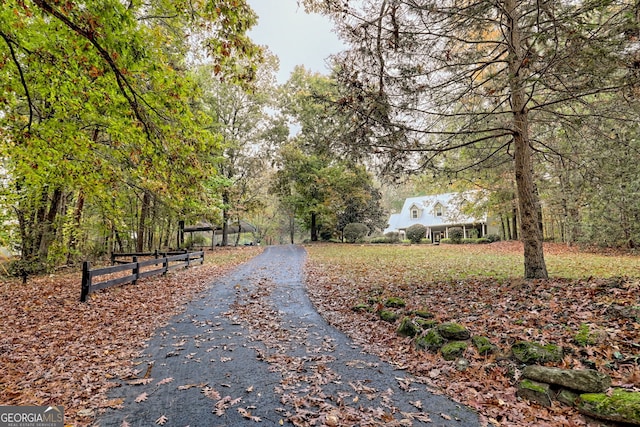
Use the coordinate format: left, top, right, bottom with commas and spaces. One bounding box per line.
485, 233, 501, 243
406, 224, 427, 244
343, 223, 369, 243
385, 231, 400, 243
370, 237, 389, 244
449, 227, 464, 243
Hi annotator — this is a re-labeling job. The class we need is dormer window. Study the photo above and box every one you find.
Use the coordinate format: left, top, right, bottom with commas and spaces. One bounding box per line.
411, 208, 419, 219
434, 203, 444, 217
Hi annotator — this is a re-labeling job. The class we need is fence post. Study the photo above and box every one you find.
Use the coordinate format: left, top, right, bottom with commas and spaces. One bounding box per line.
132, 256, 139, 285
162, 255, 168, 276
186, 252, 190, 268
110, 252, 115, 265
154, 249, 159, 259
80, 261, 91, 302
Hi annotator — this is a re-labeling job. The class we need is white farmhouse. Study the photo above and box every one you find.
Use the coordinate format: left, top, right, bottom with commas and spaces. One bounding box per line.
384, 192, 500, 243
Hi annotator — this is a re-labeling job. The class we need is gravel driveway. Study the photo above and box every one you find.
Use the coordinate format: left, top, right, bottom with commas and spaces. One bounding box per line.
97, 245, 485, 426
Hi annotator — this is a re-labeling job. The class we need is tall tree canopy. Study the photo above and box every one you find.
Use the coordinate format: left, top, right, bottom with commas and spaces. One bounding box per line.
305, 0, 640, 278
0, 0, 262, 269
272, 66, 386, 242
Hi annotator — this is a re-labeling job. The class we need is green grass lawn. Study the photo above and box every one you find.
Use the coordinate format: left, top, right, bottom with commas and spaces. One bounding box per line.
305, 242, 640, 284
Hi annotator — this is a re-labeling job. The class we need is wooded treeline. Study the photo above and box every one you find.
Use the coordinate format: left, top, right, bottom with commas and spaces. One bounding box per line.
2, 0, 639, 280
0, 0, 266, 274
0, 1, 387, 276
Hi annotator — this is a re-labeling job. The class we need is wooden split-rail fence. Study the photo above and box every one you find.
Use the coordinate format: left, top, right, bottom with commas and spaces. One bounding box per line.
80, 251, 204, 302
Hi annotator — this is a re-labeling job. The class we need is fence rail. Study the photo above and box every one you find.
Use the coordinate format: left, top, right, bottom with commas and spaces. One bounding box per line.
110, 250, 188, 265
80, 251, 204, 302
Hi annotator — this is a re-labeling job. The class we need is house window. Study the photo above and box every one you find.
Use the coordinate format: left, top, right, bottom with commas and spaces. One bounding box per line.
411, 208, 419, 219
435, 204, 443, 217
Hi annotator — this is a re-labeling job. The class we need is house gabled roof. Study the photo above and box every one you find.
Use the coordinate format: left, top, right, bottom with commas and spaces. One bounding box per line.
384, 191, 487, 233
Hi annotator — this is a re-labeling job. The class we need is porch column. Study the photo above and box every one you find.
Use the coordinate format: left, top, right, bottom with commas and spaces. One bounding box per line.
463, 225, 467, 239
482, 223, 486, 236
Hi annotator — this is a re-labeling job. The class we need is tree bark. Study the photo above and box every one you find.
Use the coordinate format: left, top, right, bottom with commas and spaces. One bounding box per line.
66, 190, 84, 264
38, 187, 63, 258
311, 212, 318, 241
136, 190, 150, 252
505, 0, 548, 279
221, 190, 229, 246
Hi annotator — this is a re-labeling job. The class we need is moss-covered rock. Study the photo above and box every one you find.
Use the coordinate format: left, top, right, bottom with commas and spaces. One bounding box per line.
441, 341, 468, 361
410, 309, 434, 319
557, 389, 579, 407
379, 310, 400, 323
397, 317, 420, 337
511, 341, 563, 364
517, 379, 552, 408
414, 318, 438, 330
415, 329, 445, 352
577, 388, 640, 425
352, 303, 370, 312
437, 322, 470, 340
471, 336, 496, 355
384, 297, 406, 308
522, 365, 611, 393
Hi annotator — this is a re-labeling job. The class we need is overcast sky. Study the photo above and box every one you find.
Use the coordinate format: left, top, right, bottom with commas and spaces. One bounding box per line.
246, 0, 345, 84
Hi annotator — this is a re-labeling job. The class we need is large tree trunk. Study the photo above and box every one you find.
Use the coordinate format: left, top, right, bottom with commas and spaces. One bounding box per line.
66, 190, 84, 264
505, 0, 548, 279
136, 190, 151, 252
221, 191, 229, 246
310, 212, 318, 241
38, 187, 63, 258
289, 212, 295, 244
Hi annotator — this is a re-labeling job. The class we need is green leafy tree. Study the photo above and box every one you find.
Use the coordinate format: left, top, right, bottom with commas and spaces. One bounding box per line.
0, 0, 262, 269
195, 53, 282, 245
272, 67, 385, 242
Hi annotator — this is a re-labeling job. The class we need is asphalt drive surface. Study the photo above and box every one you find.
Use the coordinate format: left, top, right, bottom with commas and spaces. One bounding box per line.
97, 245, 485, 426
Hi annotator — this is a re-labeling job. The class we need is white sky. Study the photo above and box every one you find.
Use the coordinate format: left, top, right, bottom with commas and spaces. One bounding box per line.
246, 0, 345, 84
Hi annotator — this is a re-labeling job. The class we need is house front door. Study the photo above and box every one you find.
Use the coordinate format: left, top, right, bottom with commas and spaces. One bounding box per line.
433, 231, 441, 244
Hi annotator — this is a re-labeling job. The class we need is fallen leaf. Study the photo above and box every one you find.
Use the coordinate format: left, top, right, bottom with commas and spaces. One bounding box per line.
135, 392, 148, 403
156, 377, 174, 385
202, 387, 221, 400
127, 378, 153, 385
155, 415, 168, 425
238, 407, 261, 422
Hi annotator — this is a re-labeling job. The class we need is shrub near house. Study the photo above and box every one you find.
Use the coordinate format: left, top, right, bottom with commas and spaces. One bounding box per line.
384, 191, 500, 243
343, 223, 369, 243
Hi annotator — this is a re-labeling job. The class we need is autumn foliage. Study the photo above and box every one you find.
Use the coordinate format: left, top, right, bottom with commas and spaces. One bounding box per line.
305, 242, 640, 426
0, 247, 261, 426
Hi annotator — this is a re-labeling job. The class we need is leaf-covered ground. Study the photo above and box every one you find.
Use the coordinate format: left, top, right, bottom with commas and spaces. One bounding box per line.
304, 242, 640, 427
0, 247, 262, 426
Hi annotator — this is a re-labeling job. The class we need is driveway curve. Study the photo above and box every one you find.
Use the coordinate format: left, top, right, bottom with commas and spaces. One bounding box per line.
98, 245, 485, 426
